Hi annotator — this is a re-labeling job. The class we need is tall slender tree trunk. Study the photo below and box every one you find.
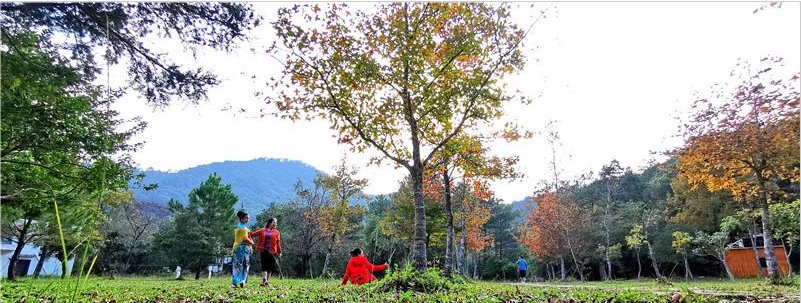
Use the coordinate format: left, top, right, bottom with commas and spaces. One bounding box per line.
635, 249, 642, 281
682, 252, 693, 280
719, 254, 735, 280
6, 219, 32, 280
747, 209, 764, 277
403, 3, 427, 272
757, 185, 780, 282
545, 263, 552, 280
322, 234, 335, 278
473, 251, 479, 279
457, 191, 467, 275
646, 241, 662, 278
599, 262, 607, 281
559, 255, 566, 281
410, 162, 428, 271
566, 236, 584, 281
33, 247, 52, 279
443, 163, 455, 276
781, 239, 793, 277
604, 189, 613, 280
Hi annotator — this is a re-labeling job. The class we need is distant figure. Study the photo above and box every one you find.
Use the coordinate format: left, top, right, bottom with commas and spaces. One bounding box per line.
175, 266, 182, 279
231, 210, 254, 288
249, 217, 283, 287
341, 248, 387, 286
516, 256, 528, 283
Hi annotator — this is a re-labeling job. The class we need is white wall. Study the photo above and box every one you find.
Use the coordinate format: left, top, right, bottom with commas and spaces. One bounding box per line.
1, 240, 74, 278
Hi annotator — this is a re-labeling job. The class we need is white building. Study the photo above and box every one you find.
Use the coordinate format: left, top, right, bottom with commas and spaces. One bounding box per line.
0, 237, 74, 278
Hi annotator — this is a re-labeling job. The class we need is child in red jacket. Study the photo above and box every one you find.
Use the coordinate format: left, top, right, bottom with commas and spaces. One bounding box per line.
341, 248, 387, 285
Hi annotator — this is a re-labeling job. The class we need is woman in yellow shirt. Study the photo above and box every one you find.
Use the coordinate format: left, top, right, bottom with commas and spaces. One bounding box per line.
231, 210, 254, 288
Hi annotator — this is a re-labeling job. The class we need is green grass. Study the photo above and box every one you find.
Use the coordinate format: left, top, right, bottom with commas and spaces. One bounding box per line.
2, 276, 798, 303
534, 277, 799, 296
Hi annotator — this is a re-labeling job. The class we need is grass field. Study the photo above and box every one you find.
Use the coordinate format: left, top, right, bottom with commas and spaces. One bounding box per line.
2, 276, 798, 303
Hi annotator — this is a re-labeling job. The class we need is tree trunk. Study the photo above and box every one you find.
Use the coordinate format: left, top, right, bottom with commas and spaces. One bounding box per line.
410, 162, 428, 271
472, 251, 479, 279
598, 262, 607, 281
33, 247, 52, 279
545, 263, 551, 280
322, 234, 335, 277
6, 219, 31, 280
559, 255, 566, 281
683, 252, 693, 280
636, 249, 642, 281
748, 211, 764, 277
781, 239, 793, 277
58, 252, 68, 279
566, 236, 584, 281
322, 252, 331, 278
443, 163, 454, 276
604, 190, 613, 280
646, 241, 662, 278
720, 255, 735, 280
457, 193, 467, 275
758, 191, 780, 282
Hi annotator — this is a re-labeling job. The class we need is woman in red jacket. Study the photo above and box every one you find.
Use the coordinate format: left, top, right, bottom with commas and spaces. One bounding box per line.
249, 218, 282, 287
341, 248, 387, 285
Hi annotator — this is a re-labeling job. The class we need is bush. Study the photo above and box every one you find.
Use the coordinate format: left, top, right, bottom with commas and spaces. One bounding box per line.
375, 263, 466, 293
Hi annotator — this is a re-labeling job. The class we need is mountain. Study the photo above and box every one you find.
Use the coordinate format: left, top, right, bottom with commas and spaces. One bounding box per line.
510, 196, 535, 221
131, 158, 322, 213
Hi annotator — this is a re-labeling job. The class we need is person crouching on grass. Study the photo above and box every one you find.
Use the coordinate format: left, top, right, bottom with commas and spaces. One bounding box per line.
341, 248, 387, 286
249, 217, 282, 287
231, 210, 254, 288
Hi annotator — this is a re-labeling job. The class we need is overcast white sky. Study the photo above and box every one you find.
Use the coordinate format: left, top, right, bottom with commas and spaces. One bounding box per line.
111, 2, 801, 203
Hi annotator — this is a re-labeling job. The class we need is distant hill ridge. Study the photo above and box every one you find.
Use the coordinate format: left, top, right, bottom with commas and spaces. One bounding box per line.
131, 158, 321, 213
131, 157, 535, 217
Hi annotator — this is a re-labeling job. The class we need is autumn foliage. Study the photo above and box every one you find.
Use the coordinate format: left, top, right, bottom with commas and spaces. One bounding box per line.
461, 179, 494, 253
520, 192, 586, 262
674, 56, 800, 282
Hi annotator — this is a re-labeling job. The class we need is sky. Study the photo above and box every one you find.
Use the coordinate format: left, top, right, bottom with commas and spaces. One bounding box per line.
111, 2, 801, 203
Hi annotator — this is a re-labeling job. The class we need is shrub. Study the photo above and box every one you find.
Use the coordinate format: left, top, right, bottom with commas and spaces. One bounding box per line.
375, 263, 466, 293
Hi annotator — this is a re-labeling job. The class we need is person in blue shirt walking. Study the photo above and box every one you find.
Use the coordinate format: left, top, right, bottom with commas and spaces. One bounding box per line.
516, 256, 528, 283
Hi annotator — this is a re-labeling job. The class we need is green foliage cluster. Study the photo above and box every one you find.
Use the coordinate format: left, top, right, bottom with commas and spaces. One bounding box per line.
150, 174, 238, 279
374, 263, 465, 293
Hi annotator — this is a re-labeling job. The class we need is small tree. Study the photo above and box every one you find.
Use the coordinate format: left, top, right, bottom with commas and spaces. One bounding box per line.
625, 225, 646, 281
316, 160, 367, 277
599, 160, 624, 280
693, 216, 738, 280
672, 231, 693, 280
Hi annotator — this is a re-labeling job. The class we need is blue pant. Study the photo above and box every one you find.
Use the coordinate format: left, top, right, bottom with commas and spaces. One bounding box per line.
232, 245, 251, 286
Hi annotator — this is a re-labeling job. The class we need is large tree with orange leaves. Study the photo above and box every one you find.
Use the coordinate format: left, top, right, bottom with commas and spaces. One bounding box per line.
520, 191, 588, 281
675, 57, 800, 283
268, 3, 540, 270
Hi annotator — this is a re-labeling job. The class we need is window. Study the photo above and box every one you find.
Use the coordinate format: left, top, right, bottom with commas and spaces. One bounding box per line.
759, 257, 768, 268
